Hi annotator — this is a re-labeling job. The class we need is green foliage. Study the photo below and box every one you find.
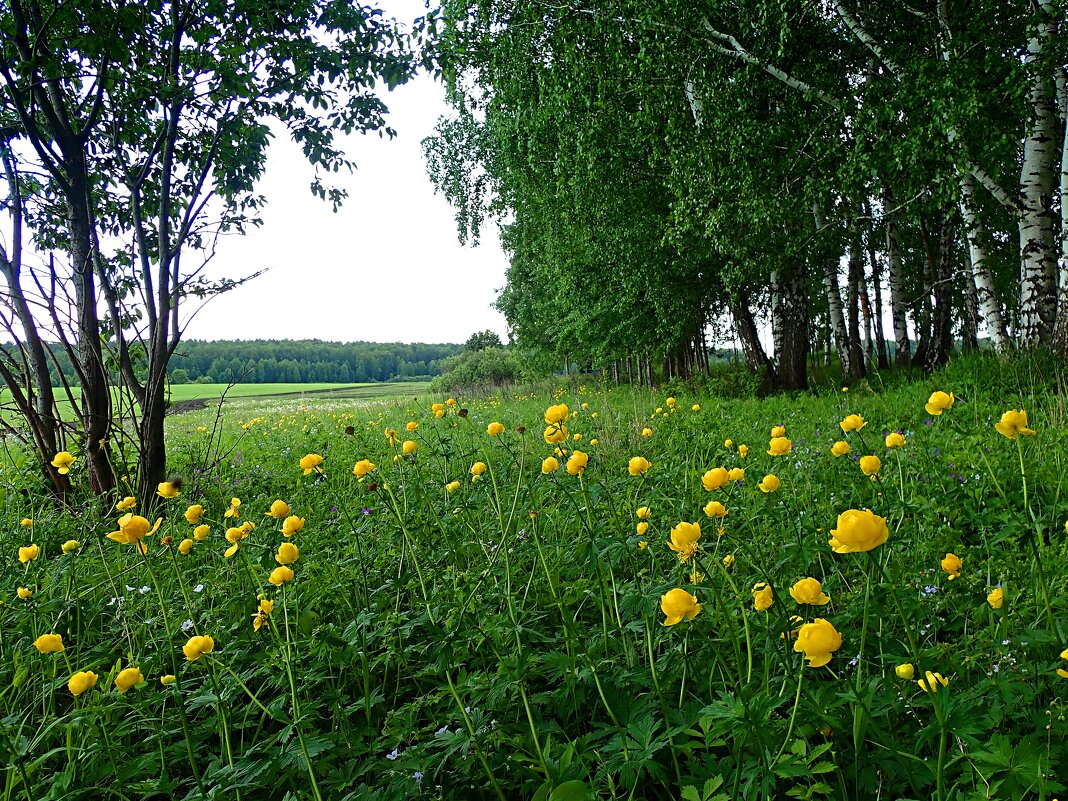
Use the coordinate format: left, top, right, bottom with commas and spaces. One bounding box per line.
2, 362, 1068, 799
429, 346, 538, 391
464, 330, 504, 352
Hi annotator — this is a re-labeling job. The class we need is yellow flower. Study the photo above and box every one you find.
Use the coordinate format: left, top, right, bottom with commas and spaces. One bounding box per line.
157, 481, 180, 499
275, 542, 299, 565
767, 437, 791, 456
116, 496, 137, 511
107, 513, 163, 546
917, 671, 949, 693
925, 391, 955, 416
68, 671, 98, 696
431, 402, 445, 414
635, 506, 651, 519
895, 663, 915, 680
541, 456, 559, 474
224, 498, 241, 518
589, 438, 599, 445
445, 480, 461, 493
178, 538, 194, 555
771, 425, 786, 438
268, 566, 294, 585
60, 539, 80, 554
406, 421, 419, 432
259, 598, 275, 614
384, 428, 398, 446
20, 517, 33, 527
692, 404, 701, 411
689, 570, 704, 583
885, 432, 906, 448
193, 524, 210, 541
728, 467, 745, 482
33, 633, 64, 653
701, 467, 729, 491
752, 582, 774, 611
789, 577, 831, 606
224, 544, 240, 558
434, 408, 445, 418
794, 618, 843, 667
638, 540, 648, 549
703, 500, 728, 518
641, 427, 652, 437
544, 403, 569, 424
758, 474, 781, 493
19, 543, 40, 562
722, 554, 735, 567
987, 587, 1004, 609
566, 451, 589, 475
184, 504, 205, 525
225, 526, 249, 546
182, 635, 215, 661
50, 451, 76, 474
941, 552, 962, 580
543, 424, 569, 444
17, 586, 31, 600
636, 521, 649, 536
828, 509, 888, 553
859, 455, 882, 477
352, 459, 376, 479
470, 462, 487, 481
115, 667, 144, 693
668, 521, 701, 562
160, 674, 176, 686
665, 397, 676, 407
252, 611, 270, 631
831, 441, 851, 457
268, 500, 292, 519
839, 414, 867, 433
1059, 649, 1068, 679
485, 421, 504, 436
995, 409, 1036, 439
628, 456, 652, 476
738, 444, 749, 458
724, 439, 733, 448
660, 588, 702, 626
300, 453, 325, 475
401, 440, 418, 455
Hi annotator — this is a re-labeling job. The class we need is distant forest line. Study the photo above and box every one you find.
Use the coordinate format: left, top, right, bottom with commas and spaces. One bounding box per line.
3, 340, 463, 386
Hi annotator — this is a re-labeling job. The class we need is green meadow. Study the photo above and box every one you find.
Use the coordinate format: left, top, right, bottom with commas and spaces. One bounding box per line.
3, 355, 1068, 801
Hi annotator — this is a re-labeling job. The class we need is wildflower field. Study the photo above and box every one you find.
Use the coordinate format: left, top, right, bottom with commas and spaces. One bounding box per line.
3, 357, 1068, 801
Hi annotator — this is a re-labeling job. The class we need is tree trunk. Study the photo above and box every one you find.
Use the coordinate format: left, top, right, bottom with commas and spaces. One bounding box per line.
68, 169, 115, 495
884, 187, 911, 367
959, 173, 1010, 350
865, 228, 889, 368
771, 267, 809, 391
961, 244, 981, 351
732, 290, 773, 377
814, 203, 853, 378
1052, 66, 1068, 354
928, 214, 955, 368
846, 244, 866, 378
1017, 0, 1060, 345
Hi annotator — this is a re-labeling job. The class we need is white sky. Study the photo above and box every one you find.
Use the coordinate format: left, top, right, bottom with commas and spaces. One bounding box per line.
185, 0, 509, 345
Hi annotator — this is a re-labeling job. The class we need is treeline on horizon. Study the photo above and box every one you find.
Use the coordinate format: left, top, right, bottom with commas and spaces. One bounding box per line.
3, 340, 463, 386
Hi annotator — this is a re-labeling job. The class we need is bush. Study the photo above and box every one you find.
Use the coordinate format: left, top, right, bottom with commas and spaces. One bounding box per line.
429, 347, 539, 391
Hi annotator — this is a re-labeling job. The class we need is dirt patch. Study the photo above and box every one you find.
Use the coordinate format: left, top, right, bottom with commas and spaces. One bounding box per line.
167, 397, 211, 416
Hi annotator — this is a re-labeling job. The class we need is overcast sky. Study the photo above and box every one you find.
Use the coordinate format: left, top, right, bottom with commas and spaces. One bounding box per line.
185, 1, 509, 346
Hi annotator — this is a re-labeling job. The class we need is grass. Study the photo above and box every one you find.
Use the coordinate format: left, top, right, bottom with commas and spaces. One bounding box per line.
2, 357, 1068, 800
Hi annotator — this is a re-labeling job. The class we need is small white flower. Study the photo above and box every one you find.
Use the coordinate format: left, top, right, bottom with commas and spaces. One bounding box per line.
193, 584, 205, 593
139, 585, 151, 594
386, 748, 399, 761
181, 619, 194, 632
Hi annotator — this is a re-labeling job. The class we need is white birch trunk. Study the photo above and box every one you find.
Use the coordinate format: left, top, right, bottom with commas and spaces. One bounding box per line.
1053, 66, 1068, 352
813, 204, 852, 377
1017, 0, 1060, 345
959, 173, 1011, 350
884, 187, 910, 365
